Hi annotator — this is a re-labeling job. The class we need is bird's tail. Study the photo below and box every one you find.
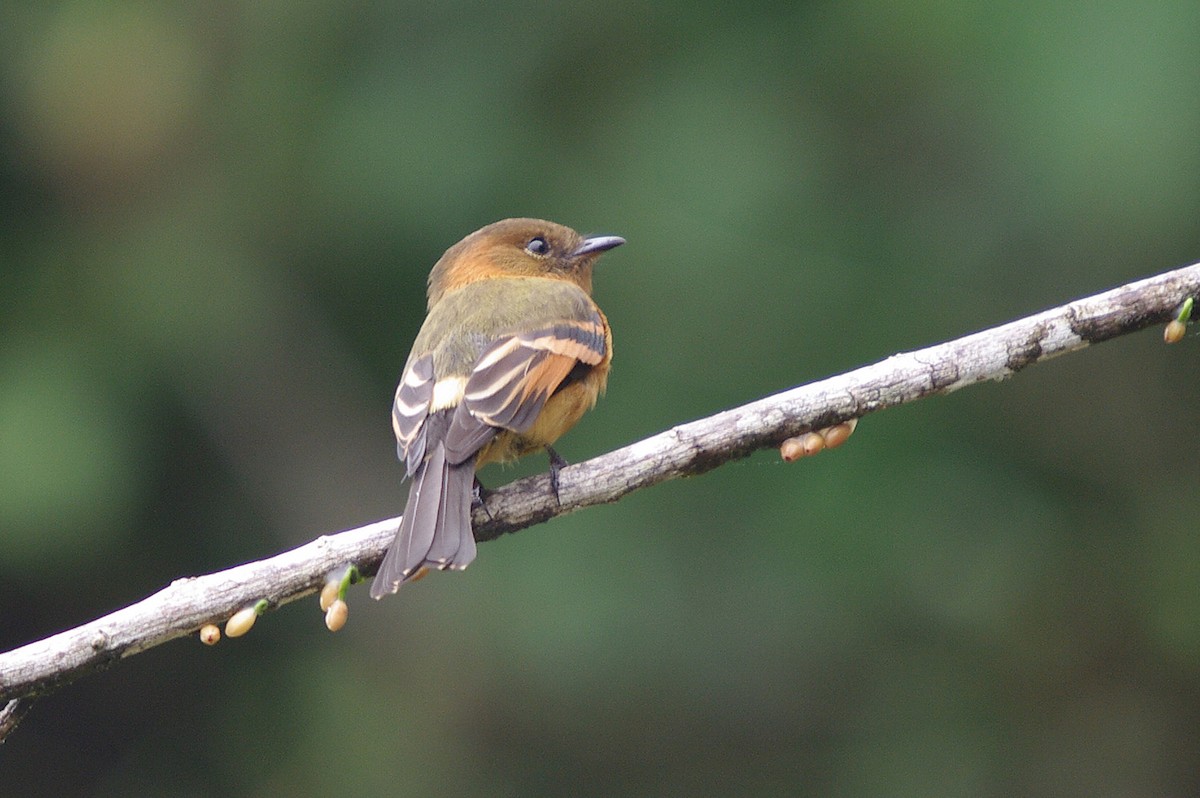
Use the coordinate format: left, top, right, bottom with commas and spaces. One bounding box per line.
370, 442, 478, 598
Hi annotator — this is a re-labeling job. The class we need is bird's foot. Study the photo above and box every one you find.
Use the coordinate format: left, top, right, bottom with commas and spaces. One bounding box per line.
472, 477, 494, 521
546, 445, 569, 504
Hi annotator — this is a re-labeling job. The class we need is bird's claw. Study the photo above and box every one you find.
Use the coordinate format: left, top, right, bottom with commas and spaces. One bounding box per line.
546, 446, 569, 504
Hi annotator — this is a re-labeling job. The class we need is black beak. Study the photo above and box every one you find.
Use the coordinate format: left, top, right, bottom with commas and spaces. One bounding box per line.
573, 235, 625, 257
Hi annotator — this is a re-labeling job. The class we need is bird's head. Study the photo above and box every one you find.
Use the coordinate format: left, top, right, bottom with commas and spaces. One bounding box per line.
427, 218, 624, 307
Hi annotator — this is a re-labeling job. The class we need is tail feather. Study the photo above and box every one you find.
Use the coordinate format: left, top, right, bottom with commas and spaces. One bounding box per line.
371, 443, 478, 599
453, 496, 477, 570
401, 443, 444, 574
425, 453, 472, 567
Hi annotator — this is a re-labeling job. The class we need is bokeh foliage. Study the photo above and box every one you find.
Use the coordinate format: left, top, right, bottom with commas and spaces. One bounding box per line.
3, 1, 1200, 795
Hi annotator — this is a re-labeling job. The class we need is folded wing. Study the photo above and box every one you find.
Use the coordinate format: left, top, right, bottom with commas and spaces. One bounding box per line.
445, 317, 607, 463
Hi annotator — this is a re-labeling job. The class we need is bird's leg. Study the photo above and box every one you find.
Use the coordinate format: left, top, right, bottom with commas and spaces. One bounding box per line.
472, 476, 494, 521
545, 445, 569, 503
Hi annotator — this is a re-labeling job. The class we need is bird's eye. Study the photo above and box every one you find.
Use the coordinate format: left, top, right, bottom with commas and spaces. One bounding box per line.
525, 236, 550, 256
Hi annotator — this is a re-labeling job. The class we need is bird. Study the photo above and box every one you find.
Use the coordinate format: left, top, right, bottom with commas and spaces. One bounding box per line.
370, 218, 624, 599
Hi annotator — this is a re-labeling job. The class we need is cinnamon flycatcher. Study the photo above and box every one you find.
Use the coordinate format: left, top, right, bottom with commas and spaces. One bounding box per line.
371, 218, 623, 598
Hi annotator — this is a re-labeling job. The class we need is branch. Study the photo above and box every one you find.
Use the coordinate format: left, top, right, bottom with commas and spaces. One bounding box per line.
2, 262, 1197, 712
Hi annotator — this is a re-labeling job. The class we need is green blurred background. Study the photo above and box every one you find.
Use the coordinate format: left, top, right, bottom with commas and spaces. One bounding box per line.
3, 1, 1200, 795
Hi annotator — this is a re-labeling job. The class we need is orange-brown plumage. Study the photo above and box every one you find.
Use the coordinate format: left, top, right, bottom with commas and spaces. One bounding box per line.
372, 218, 622, 599
426, 218, 601, 305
